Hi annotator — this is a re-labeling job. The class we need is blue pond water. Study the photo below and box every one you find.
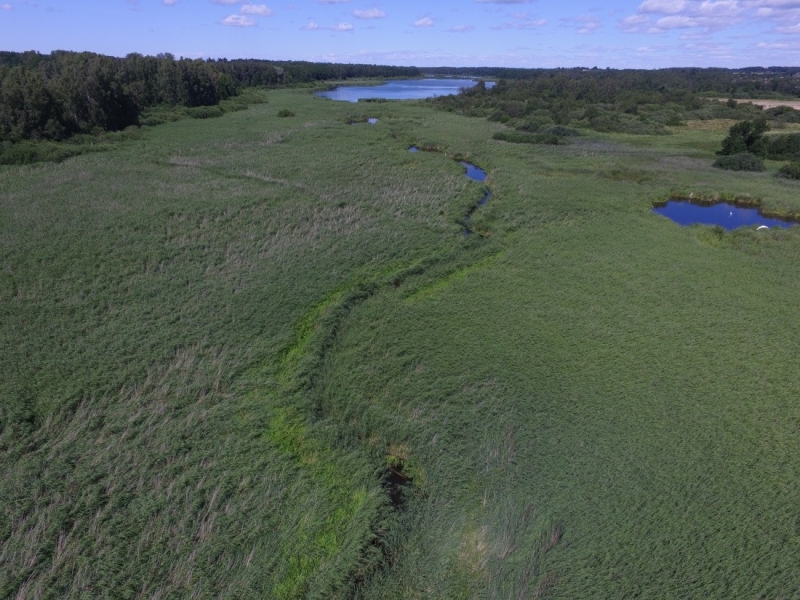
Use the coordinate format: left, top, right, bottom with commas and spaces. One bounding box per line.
317, 79, 493, 102
461, 161, 487, 182
408, 146, 419, 153
653, 200, 796, 230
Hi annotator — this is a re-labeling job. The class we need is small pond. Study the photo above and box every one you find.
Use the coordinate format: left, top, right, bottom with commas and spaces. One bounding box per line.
461, 161, 487, 183
653, 200, 796, 230
317, 79, 493, 102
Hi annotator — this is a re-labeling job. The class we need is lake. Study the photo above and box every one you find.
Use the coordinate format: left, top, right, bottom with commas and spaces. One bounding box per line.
653, 200, 797, 230
317, 79, 493, 102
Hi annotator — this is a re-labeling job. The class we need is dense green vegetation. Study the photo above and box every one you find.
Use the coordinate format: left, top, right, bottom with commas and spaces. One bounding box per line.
778, 160, 800, 179
429, 70, 800, 138
2, 83, 800, 598
715, 117, 800, 168
0, 50, 419, 146
712, 151, 766, 171
426, 65, 800, 98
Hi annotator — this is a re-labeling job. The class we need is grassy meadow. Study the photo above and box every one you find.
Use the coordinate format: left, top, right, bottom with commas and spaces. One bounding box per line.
2, 87, 800, 598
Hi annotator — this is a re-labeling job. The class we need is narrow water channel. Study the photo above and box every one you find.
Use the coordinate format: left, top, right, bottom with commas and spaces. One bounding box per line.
459, 161, 490, 236
407, 147, 491, 235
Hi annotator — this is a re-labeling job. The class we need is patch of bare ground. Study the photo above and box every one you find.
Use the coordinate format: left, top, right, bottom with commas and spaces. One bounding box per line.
741, 99, 800, 110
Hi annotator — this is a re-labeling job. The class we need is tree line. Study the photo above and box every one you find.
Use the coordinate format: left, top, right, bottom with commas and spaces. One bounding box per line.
426, 66, 800, 98
429, 68, 800, 136
0, 51, 420, 143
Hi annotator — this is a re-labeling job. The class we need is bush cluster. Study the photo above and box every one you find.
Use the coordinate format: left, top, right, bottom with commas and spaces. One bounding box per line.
712, 152, 766, 171
493, 131, 561, 145
777, 161, 800, 179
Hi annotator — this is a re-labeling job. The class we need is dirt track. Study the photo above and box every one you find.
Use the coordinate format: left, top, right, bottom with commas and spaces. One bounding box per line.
737, 99, 800, 110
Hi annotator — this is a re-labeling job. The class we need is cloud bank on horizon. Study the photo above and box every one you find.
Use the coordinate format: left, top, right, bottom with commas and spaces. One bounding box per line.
1, 0, 799, 68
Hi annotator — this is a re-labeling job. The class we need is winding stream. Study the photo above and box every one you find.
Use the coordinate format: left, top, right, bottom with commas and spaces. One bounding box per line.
459, 161, 491, 236
407, 147, 491, 235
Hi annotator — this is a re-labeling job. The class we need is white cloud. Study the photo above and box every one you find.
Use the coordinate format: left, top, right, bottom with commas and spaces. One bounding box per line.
576, 15, 601, 33
621, 0, 800, 36
303, 20, 353, 30
353, 8, 384, 19
449, 24, 475, 32
318, 0, 348, 3
222, 14, 256, 25
0, 3, 12, 8
163, 0, 178, 5
414, 16, 434, 27
212, 0, 242, 4
655, 14, 703, 27
620, 0, 749, 32
241, 3, 273, 15
491, 18, 546, 29
619, 14, 651, 31
475, 0, 530, 3
638, 0, 688, 13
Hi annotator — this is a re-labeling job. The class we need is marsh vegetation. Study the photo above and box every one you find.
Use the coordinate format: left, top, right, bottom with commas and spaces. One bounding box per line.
2, 76, 800, 599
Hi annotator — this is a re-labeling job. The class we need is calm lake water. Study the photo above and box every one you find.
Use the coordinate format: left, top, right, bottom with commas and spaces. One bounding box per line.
317, 79, 493, 102
653, 200, 796, 230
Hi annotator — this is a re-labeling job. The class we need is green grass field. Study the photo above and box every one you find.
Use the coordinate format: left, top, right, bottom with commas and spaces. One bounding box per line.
2, 88, 800, 598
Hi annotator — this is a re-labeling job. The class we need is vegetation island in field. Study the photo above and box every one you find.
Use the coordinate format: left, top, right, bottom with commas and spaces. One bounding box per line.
2, 52, 800, 599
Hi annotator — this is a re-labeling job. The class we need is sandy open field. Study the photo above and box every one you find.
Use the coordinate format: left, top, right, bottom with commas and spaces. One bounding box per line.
737, 99, 800, 110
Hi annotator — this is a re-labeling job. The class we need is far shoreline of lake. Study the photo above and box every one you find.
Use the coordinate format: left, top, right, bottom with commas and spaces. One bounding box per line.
316, 78, 494, 102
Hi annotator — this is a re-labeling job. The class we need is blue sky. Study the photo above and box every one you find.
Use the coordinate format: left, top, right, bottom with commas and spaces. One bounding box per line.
1, 0, 799, 68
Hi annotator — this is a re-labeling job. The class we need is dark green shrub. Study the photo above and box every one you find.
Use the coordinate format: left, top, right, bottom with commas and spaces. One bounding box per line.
487, 110, 505, 122
763, 134, 800, 160
493, 131, 561, 145
516, 115, 555, 132
500, 101, 526, 118
712, 152, 765, 172
277, 109, 295, 117
718, 118, 769, 156
777, 161, 800, 179
544, 125, 580, 137
186, 106, 224, 119
765, 105, 800, 124
0, 140, 83, 165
